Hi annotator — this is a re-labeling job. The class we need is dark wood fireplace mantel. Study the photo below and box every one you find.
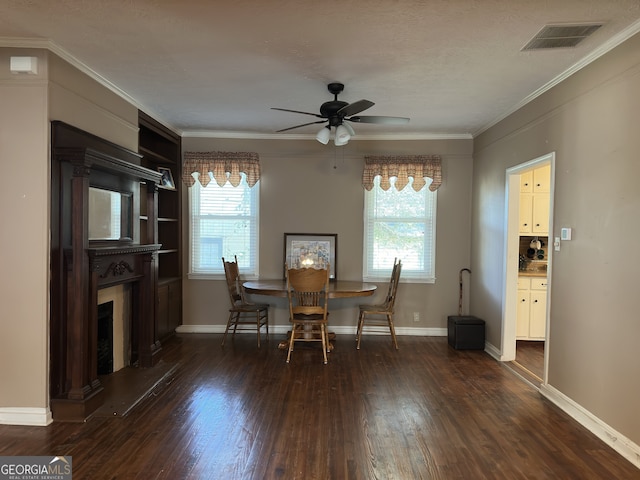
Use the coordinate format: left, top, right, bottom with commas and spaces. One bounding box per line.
50, 122, 165, 422
89, 243, 162, 368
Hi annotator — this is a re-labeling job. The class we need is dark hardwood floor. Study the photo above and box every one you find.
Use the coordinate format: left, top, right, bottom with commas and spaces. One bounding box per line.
1, 334, 638, 479
511, 340, 545, 386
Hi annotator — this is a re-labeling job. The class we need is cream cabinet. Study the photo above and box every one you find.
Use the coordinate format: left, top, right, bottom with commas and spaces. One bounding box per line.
520, 170, 533, 193
516, 277, 547, 340
519, 165, 550, 235
532, 164, 551, 192
531, 194, 550, 234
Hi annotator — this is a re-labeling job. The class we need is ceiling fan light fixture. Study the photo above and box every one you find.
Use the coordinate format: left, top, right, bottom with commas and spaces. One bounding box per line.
316, 126, 330, 144
273, 82, 408, 141
343, 122, 355, 136
334, 124, 351, 145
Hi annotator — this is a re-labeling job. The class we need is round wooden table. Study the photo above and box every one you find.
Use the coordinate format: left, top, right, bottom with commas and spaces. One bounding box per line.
243, 279, 377, 298
243, 279, 377, 350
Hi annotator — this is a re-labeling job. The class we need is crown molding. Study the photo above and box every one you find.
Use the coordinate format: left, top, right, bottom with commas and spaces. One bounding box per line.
180, 130, 473, 141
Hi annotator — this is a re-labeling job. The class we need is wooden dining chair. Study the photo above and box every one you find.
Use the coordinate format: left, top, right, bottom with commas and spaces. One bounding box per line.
221, 256, 270, 348
356, 258, 402, 350
285, 264, 330, 364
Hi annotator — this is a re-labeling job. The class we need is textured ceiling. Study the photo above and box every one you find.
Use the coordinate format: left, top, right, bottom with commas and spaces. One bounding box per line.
1, 0, 640, 139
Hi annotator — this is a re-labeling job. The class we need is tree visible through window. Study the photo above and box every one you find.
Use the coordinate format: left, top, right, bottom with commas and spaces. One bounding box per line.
189, 174, 259, 277
363, 176, 436, 282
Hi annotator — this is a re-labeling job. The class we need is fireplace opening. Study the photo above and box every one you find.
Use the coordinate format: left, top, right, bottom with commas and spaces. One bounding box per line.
97, 301, 114, 375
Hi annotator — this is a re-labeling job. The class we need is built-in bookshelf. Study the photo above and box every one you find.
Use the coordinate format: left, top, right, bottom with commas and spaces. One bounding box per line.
138, 111, 182, 340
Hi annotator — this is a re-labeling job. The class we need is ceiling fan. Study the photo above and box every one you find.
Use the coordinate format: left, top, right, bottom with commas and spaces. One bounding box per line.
271, 82, 410, 146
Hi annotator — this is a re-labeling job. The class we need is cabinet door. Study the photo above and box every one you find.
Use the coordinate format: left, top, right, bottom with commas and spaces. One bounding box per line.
520, 171, 533, 193
168, 280, 181, 333
529, 291, 547, 339
516, 291, 530, 338
532, 194, 549, 234
519, 194, 533, 234
533, 165, 551, 193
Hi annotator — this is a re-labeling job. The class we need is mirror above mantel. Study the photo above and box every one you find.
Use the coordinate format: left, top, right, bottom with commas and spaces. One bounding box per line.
88, 187, 133, 242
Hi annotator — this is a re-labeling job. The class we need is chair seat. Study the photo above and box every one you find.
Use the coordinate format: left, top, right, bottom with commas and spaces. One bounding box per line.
231, 303, 269, 313
359, 303, 390, 313
292, 313, 327, 324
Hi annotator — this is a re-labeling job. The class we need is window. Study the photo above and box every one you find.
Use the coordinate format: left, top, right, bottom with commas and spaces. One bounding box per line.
363, 176, 437, 282
189, 174, 259, 277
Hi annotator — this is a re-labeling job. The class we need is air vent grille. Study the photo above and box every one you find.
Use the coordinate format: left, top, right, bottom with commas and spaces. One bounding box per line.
522, 24, 603, 50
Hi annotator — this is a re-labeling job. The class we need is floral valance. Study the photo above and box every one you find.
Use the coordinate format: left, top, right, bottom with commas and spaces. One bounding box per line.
362, 155, 442, 192
182, 151, 261, 188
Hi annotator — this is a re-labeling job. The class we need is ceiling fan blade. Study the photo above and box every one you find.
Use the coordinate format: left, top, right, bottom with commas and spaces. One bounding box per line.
276, 120, 327, 132
348, 115, 410, 125
271, 107, 324, 118
337, 99, 374, 117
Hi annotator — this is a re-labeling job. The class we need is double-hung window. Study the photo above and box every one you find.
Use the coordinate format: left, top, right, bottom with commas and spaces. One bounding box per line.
188, 174, 259, 278
363, 176, 437, 283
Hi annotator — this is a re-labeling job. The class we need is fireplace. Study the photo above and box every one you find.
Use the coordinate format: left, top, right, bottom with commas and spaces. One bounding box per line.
97, 301, 113, 375
97, 284, 132, 373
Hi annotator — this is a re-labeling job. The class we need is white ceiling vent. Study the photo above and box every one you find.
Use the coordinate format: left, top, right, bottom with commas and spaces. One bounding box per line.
522, 24, 603, 50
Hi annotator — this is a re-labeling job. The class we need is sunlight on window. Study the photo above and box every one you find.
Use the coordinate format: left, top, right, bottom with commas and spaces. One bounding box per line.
364, 176, 436, 282
189, 173, 259, 276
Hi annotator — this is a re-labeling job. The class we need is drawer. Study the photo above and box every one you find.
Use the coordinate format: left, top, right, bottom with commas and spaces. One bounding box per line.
530, 278, 548, 290
517, 277, 531, 290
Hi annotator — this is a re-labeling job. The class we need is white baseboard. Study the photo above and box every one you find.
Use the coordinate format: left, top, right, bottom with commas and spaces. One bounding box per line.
176, 324, 447, 337
175, 324, 225, 334
540, 384, 640, 470
0, 407, 52, 426
484, 341, 502, 361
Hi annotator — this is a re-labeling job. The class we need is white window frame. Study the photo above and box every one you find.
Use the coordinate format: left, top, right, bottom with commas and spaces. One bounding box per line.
363, 176, 437, 283
187, 175, 260, 280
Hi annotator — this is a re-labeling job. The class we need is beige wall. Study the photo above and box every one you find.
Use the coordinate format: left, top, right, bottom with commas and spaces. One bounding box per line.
0, 49, 49, 414
472, 32, 640, 445
181, 137, 474, 332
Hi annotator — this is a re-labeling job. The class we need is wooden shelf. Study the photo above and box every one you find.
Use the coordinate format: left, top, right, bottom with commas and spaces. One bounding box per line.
139, 146, 174, 165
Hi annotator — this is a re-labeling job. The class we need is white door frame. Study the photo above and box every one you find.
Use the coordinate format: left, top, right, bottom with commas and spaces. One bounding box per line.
501, 152, 555, 382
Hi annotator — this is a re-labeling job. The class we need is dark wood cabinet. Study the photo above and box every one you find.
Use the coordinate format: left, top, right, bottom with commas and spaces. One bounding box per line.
157, 281, 182, 340
138, 111, 182, 340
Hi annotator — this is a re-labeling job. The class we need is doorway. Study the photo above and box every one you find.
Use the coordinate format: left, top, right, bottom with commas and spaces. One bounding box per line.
502, 153, 555, 386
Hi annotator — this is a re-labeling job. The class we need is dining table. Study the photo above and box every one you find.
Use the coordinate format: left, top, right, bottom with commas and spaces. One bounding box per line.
243, 279, 377, 350
243, 279, 377, 299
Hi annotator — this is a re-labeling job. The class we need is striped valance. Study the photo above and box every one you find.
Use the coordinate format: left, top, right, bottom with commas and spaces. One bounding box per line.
362, 155, 442, 192
182, 151, 261, 188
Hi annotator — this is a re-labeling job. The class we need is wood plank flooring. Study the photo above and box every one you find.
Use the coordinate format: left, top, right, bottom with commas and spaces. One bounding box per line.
1, 334, 638, 479
510, 340, 545, 386
516, 340, 544, 379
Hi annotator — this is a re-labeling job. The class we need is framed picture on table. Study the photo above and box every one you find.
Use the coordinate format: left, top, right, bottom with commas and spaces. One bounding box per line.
284, 233, 337, 280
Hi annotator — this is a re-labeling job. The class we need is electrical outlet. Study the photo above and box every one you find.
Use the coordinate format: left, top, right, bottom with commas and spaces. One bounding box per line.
413, 312, 420, 322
